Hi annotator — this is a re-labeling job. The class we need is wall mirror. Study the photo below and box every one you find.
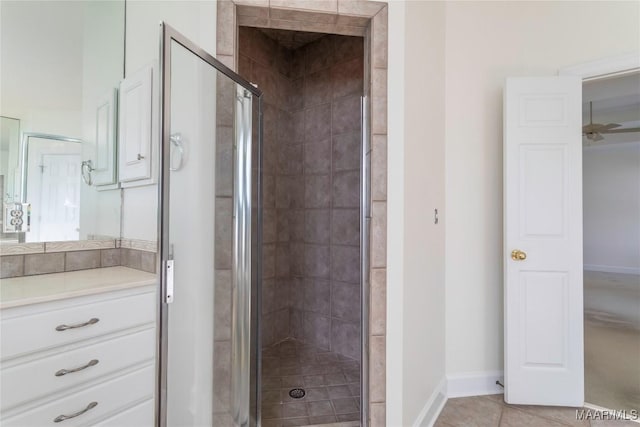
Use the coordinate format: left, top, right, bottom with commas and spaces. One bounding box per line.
0, 0, 125, 244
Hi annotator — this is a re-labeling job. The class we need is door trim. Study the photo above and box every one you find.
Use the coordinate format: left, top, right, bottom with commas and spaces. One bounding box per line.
156, 22, 262, 427
559, 53, 640, 80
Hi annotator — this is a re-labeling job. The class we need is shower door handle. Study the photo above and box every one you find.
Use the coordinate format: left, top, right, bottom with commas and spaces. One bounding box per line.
165, 259, 175, 303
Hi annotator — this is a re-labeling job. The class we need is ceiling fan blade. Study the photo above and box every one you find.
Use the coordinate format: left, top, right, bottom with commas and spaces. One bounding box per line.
584, 131, 603, 142
583, 123, 622, 132
600, 127, 640, 134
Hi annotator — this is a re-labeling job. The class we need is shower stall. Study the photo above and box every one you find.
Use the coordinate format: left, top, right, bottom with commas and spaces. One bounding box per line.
157, 23, 369, 426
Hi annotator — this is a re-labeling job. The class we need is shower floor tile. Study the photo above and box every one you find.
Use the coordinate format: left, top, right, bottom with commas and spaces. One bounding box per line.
261, 339, 361, 426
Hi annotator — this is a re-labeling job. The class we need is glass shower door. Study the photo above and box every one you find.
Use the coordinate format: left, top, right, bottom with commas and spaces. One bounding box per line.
158, 24, 262, 427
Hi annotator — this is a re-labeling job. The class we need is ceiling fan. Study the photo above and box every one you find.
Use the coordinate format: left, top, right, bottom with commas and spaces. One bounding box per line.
583, 101, 640, 142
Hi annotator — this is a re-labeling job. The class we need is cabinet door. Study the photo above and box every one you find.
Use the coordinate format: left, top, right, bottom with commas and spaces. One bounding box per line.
118, 65, 152, 183
93, 88, 118, 187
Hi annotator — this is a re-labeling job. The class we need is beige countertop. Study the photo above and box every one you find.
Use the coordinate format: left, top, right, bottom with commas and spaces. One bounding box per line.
0, 267, 157, 309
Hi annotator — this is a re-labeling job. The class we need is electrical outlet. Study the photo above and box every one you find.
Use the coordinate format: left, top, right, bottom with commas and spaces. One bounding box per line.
4, 203, 30, 233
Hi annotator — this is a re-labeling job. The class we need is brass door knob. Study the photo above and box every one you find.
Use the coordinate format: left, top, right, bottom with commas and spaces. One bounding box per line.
511, 249, 527, 261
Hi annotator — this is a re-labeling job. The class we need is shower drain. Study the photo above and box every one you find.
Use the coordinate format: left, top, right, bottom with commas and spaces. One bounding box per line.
289, 388, 306, 399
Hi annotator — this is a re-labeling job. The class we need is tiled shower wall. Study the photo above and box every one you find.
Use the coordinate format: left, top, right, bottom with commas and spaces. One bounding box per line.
238, 27, 363, 360
239, 26, 296, 347
289, 35, 363, 360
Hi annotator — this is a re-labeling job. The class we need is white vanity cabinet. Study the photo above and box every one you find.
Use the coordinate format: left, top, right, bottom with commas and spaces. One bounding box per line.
0, 271, 156, 426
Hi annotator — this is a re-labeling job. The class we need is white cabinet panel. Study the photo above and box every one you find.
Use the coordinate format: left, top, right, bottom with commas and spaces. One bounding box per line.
1, 327, 155, 411
1, 365, 154, 426
0, 284, 157, 425
91, 398, 154, 427
1, 289, 155, 361
118, 65, 153, 183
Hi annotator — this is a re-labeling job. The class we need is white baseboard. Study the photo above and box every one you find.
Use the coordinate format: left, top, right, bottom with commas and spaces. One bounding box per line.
584, 264, 640, 275
447, 371, 504, 398
413, 377, 448, 427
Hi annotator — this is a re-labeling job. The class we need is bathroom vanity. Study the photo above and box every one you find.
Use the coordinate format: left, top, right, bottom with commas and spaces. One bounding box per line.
0, 267, 156, 426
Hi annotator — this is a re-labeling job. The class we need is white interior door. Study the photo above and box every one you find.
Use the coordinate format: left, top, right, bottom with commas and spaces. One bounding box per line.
504, 76, 584, 406
39, 153, 81, 241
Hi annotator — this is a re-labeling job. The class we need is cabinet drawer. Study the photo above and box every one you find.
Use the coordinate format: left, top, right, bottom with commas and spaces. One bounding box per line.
1, 289, 155, 361
1, 327, 155, 412
1, 364, 154, 426
91, 398, 154, 427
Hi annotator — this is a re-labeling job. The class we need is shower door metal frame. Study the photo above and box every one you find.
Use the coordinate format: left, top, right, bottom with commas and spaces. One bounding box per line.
360, 95, 371, 427
157, 22, 263, 427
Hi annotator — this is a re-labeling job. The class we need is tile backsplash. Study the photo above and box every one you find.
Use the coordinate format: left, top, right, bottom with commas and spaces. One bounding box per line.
0, 240, 157, 279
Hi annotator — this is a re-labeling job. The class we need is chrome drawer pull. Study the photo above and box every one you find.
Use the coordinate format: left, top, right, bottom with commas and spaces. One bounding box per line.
53, 401, 98, 423
55, 359, 99, 377
55, 318, 99, 331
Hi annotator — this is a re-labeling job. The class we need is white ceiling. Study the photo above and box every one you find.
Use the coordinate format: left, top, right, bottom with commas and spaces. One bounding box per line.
0, 1, 84, 115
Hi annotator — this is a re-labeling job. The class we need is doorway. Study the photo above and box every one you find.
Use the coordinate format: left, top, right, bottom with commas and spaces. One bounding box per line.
582, 72, 640, 413
238, 26, 367, 426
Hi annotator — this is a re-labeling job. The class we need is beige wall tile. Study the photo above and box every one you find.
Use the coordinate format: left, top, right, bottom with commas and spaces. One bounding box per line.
45, 239, 116, 253
0, 242, 44, 255
337, 0, 385, 17
216, 126, 234, 197
0, 255, 24, 278
235, 2, 269, 17
65, 250, 101, 271
237, 14, 270, 28
270, 7, 338, 24
372, 67, 386, 100
215, 197, 233, 269
370, 268, 386, 336
140, 251, 156, 273
101, 249, 121, 267
371, 6, 387, 69
217, 1, 236, 56
371, 95, 387, 135
370, 402, 386, 427
372, 134, 387, 201
24, 253, 64, 276
119, 238, 157, 252
370, 335, 385, 402
336, 14, 370, 27
121, 248, 142, 270
215, 270, 232, 340
213, 340, 232, 411
270, 0, 338, 14
371, 201, 386, 268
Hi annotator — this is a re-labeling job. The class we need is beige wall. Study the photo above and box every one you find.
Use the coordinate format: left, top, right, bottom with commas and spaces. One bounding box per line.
403, 0, 447, 424
444, 1, 640, 376
385, 0, 448, 424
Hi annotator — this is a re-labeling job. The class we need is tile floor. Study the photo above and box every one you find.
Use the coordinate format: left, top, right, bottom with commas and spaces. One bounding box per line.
261, 339, 361, 426
435, 394, 639, 426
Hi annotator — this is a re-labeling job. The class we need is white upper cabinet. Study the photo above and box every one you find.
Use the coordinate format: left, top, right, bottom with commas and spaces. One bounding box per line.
118, 64, 153, 184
